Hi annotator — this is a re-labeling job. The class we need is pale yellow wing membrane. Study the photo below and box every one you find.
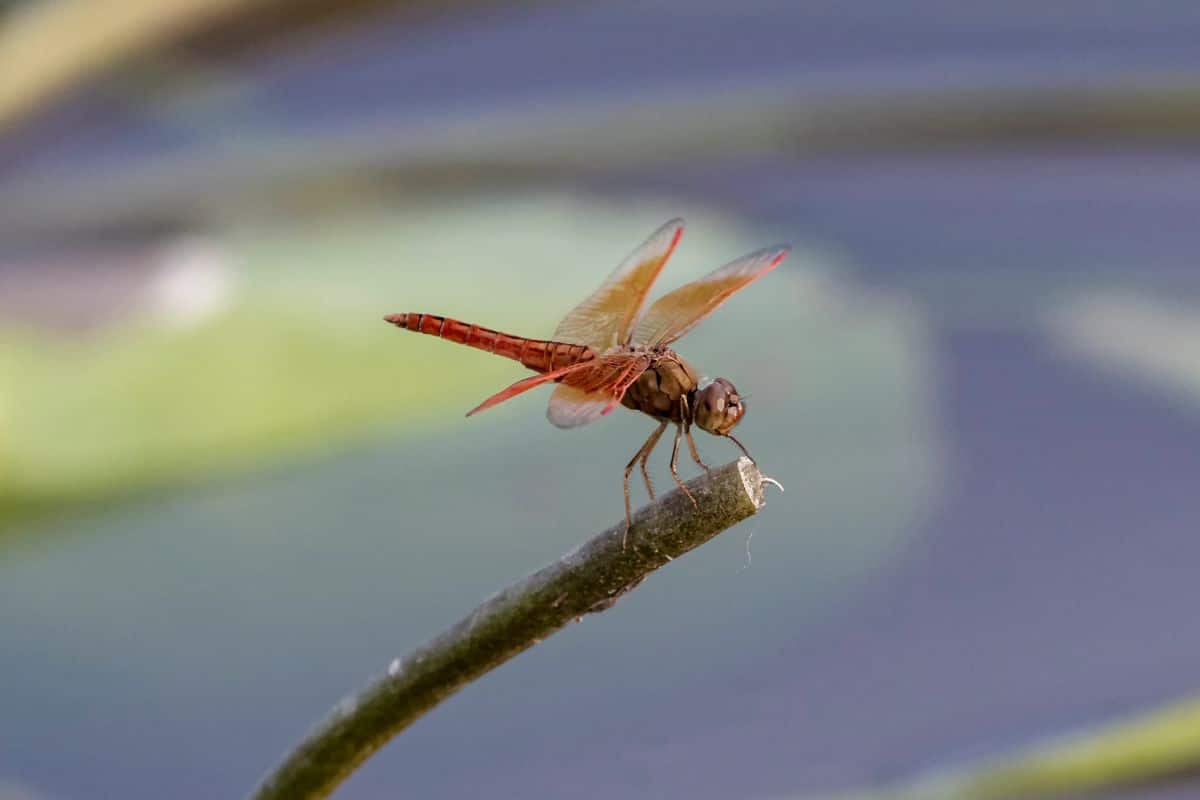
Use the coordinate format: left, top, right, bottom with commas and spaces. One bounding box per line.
546, 384, 615, 429
631, 245, 789, 348
553, 218, 684, 351
546, 354, 650, 429
466, 360, 597, 418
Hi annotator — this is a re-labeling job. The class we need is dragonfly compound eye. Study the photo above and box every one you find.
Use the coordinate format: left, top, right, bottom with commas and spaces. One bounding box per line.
694, 377, 743, 435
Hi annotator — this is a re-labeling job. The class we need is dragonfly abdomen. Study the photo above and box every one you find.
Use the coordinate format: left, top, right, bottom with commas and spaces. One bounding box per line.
385, 313, 595, 373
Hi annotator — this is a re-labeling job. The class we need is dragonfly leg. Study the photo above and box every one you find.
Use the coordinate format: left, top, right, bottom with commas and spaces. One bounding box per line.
638, 426, 666, 501
680, 394, 712, 473
685, 427, 711, 474
724, 432, 756, 465
623, 421, 668, 547
670, 423, 699, 509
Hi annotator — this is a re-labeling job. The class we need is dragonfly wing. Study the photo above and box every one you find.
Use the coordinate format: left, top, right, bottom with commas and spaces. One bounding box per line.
467, 354, 644, 421
546, 384, 616, 429
466, 361, 597, 417
553, 218, 684, 351
547, 355, 648, 429
631, 245, 789, 347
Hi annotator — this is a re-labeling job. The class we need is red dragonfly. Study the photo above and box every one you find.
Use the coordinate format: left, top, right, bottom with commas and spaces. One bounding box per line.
386, 218, 788, 536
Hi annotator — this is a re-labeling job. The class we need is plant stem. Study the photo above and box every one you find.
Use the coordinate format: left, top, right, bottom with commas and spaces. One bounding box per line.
249, 456, 771, 800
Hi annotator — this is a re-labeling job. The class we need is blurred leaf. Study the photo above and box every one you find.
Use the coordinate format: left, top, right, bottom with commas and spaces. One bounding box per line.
0, 196, 811, 528
798, 695, 1200, 800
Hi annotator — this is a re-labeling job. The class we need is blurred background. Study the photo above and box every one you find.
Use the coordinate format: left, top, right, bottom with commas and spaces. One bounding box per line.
4, 2, 1200, 799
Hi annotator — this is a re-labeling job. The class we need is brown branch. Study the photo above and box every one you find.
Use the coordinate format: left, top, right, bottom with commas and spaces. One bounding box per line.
249, 457, 771, 800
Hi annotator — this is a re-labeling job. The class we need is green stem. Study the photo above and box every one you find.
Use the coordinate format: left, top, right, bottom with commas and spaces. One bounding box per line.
249, 456, 770, 800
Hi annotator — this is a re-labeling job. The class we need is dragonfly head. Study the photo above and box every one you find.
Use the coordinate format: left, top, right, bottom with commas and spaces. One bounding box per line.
692, 377, 745, 436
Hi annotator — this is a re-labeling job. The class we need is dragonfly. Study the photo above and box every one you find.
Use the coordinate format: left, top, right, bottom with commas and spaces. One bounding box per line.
385, 218, 788, 540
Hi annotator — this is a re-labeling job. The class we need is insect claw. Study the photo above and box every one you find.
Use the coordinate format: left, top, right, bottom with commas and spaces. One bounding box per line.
761, 476, 785, 493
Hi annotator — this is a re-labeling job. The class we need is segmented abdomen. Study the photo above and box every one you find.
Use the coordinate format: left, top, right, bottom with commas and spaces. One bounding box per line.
385, 313, 595, 373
